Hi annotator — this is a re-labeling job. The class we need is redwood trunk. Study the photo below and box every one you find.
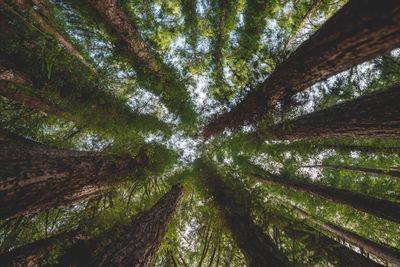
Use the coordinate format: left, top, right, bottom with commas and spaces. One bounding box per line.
93, 185, 184, 267
266, 84, 400, 140
282, 223, 383, 267
197, 160, 289, 266
204, 0, 400, 138
254, 171, 400, 224
302, 165, 400, 180
0, 132, 143, 219
294, 207, 400, 266
0, 230, 86, 267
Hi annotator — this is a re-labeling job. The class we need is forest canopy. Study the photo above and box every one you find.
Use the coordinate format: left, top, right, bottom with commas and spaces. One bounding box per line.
1, 0, 400, 266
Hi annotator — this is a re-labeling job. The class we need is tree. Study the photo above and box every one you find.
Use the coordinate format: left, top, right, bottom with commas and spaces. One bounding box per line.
0, 131, 145, 219
204, 0, 400, 138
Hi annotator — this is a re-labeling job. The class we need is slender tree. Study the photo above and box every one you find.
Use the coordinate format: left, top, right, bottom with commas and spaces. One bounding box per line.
237, 158, 400, 224
204, 0, 400, 138
194, 159, 290, 267
293, 206, 400, 266
301, 165, 400, 180
0, 131, 145, 219
93, 185, 184, 267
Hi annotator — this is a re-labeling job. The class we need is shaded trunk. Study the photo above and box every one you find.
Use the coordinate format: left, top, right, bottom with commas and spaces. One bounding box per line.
87, 0, 161, 73
266, 84, 400, 140
195, 159, 289, 267
254, 171, 400, 224
282, 223, 383, 267
13, 0, 96, 72
204, 0, 400, 138
302, 165, 400, 180
283, 0, 323, 51
0, 230, 86, 267
0, 131, 144, 219
293, 206, 400, 266
93, 185, 184, 267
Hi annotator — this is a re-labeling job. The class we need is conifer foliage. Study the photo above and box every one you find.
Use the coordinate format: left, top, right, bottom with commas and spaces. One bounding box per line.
1, 0, 400, 266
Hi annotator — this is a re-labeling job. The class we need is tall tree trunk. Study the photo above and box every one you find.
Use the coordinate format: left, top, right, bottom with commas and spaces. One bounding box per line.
93, 185, 184, 267
293, 206, 400, 266
195, 159, 290, 267
204, 0, 400, 139
0, 131, 144, 219
283, 0, 323, 51
0, 230, 86, 267
301, 165, 400, 180
265, 84, 400, 140
239, 159, 400, 224
281, 223, 383, 267
13, 0, 97, 72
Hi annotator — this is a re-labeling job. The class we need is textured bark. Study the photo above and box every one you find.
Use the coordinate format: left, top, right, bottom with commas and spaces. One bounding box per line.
282, 223, 383, 267
302, 165, 400, 180
13, 0, 96, 72
88, 0, 161, 73
263, 84, 400, 140
0, 131, 143, 219
198, 161, 290, 267
283, 0, 323, 51
0, 230, 86, 267
294, 207, 400, 266
253, 171, 400, 224
204, 0, 400, 139
94, 185, 183, 267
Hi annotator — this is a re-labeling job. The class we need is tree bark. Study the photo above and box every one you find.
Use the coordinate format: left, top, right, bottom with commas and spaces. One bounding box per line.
252, 169, 400, 224
204, 0, 400, 139
264, 84, 400, 140
196, 159, 290, 267
13, 0, 97, 72
87, 0, 161, 73
302, 165, 400, 180
0, 131, 144, 219
293, 206, 400, 266
0, 230, 87, 267
93, 185, 184, 267
282, 223, 383, 267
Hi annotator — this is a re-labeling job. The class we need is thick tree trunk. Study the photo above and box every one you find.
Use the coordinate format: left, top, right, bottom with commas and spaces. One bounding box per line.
204, 0, 400, 139
293, 206, 400, 266
253, 170, 400, 224
302, 165, 400, 180
283, 0, 323, 51
0, 230, 86, 267
196, 159, 290, 266
265, 84, 400, 140
93, 185, 184, 267
13, 0, 96, 72
0, 131, 144, 219
282, 223, 383, 267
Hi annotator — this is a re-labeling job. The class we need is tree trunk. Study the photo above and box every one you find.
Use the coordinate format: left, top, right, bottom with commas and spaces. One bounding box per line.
265, 84, 400, 140
0, 131, 144, 219
87, 0, 160, 73
195, 159, 290, 267
283, 0, 323, 51
254, 171, 400, 224
282, 223, 383, 267
13, 0, 96, 72
0, 230, 86, 267
293, 206, 400, 266
302, 165, 400, 180
204, 0, 400, 139
93, 185, 184, 267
